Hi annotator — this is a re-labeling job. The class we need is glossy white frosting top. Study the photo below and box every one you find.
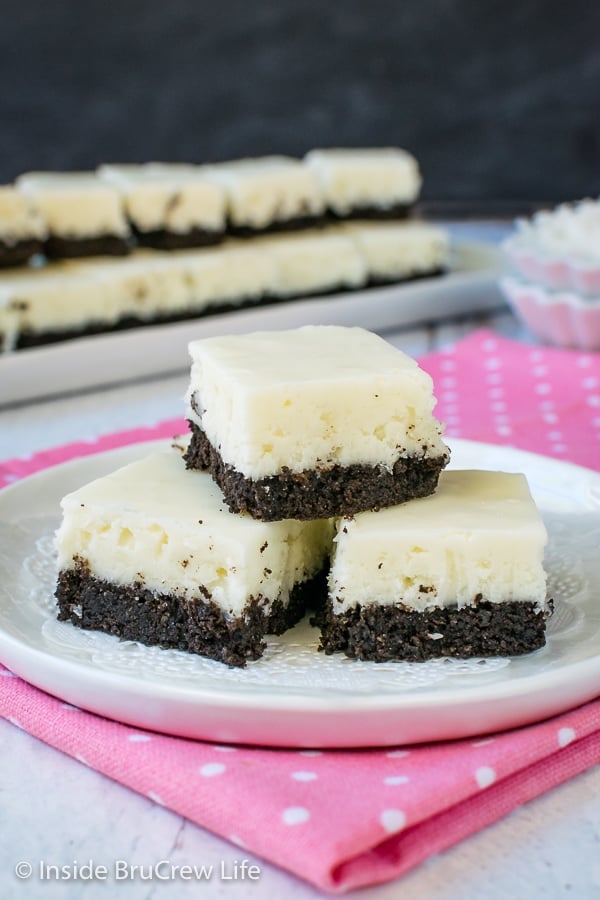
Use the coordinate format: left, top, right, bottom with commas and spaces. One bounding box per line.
187, 325, 448, 478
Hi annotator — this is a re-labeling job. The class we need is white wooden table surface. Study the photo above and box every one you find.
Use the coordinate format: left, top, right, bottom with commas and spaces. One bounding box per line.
1, 224, 598, 900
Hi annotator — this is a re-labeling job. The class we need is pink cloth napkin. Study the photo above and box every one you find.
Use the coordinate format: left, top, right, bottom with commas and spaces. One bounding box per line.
1, 328, 599, 893
1, 668, 598, 893
419, 329, 600, 470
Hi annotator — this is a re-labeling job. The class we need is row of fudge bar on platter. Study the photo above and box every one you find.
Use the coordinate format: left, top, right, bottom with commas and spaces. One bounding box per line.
0, 221, 448, 353
0, 149, 422, 266
55, 326, 552, 668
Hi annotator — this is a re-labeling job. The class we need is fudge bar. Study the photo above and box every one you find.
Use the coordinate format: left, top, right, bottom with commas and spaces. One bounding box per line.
55, 451, 332, 667
205, 156, 325, 235
256, 230, 367, 298
0, 186, 47, 266
304, 148, 421, 219
98, 163, 227, 249
0, 264, 117, 349
343, 221, 449, 284
184, 325, 449, 520
71, 252, 195, 326
16, 172, 131, 258
0, 242, 275, 352
319, 470, 551, 661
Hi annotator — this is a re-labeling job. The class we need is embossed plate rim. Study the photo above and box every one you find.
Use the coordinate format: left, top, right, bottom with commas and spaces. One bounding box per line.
0, 438, 599, 747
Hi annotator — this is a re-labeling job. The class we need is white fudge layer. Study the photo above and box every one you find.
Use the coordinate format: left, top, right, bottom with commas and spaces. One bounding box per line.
206, 156, 325, 229
17, 172, 130, 239
98, 164, 226, 234
257, 231, 367, 296
56, 451, 332, 616
0, 264, 117, 335
160, 248, 231, 311
330, 470, 548, 614
72, 253, 194, 319
72, 248, 265, 321
0, 187, 47, 243
304, 148, 422, 215
344, 222, 449, 280
187, 325, 448, 478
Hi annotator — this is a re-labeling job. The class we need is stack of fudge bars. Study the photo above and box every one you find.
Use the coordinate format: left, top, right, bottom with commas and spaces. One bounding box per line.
55, 326, 552, 667
0, 222, 448, 354
0, 148, 451, 355
2, 149, 422, 264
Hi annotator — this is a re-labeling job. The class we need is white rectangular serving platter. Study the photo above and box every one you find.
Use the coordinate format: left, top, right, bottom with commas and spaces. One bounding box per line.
0, 240, 506, 407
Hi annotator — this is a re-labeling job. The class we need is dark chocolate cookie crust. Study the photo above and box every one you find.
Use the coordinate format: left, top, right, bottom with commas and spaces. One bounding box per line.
184, 421, 448, 521
227, 212, 326, 237
56, 558, 327, 668
329, 201, 415, 221
44, 234, 131, 259
316, 598, 552, 662
134, 226, 224, 250
0, 238, 45, 267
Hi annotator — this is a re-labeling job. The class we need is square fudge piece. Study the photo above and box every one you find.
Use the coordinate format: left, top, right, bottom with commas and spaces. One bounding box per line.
205, 156, 326, 235
256, 230, 366, 298
165, 242, 277, 316
0, 263, 115, 350
67, 253, 194, 328
304, 148, 422, 219
55, 451, 332, 667
320, 470, 551, 661
16, 171, 131, 258
0, 186, 47, 266
343, 221, 449, 285
184, 325, 449, 520
98, 163, 226, 249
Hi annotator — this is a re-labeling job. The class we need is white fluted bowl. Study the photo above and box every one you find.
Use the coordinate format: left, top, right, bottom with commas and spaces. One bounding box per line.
500, 276, 600, 350
503, 235, 600, 297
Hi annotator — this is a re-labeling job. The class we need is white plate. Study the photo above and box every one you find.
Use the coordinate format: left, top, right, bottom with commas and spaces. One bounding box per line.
0, 240, 505, 407
0, 438, 599, 748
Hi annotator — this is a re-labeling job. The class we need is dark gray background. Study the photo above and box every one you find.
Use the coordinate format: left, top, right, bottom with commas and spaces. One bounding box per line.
2, 0, 599, 206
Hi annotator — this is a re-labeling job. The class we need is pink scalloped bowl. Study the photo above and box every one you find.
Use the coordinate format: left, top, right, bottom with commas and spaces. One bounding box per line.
502, 236, 600, 297
500, 277, 600, 350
